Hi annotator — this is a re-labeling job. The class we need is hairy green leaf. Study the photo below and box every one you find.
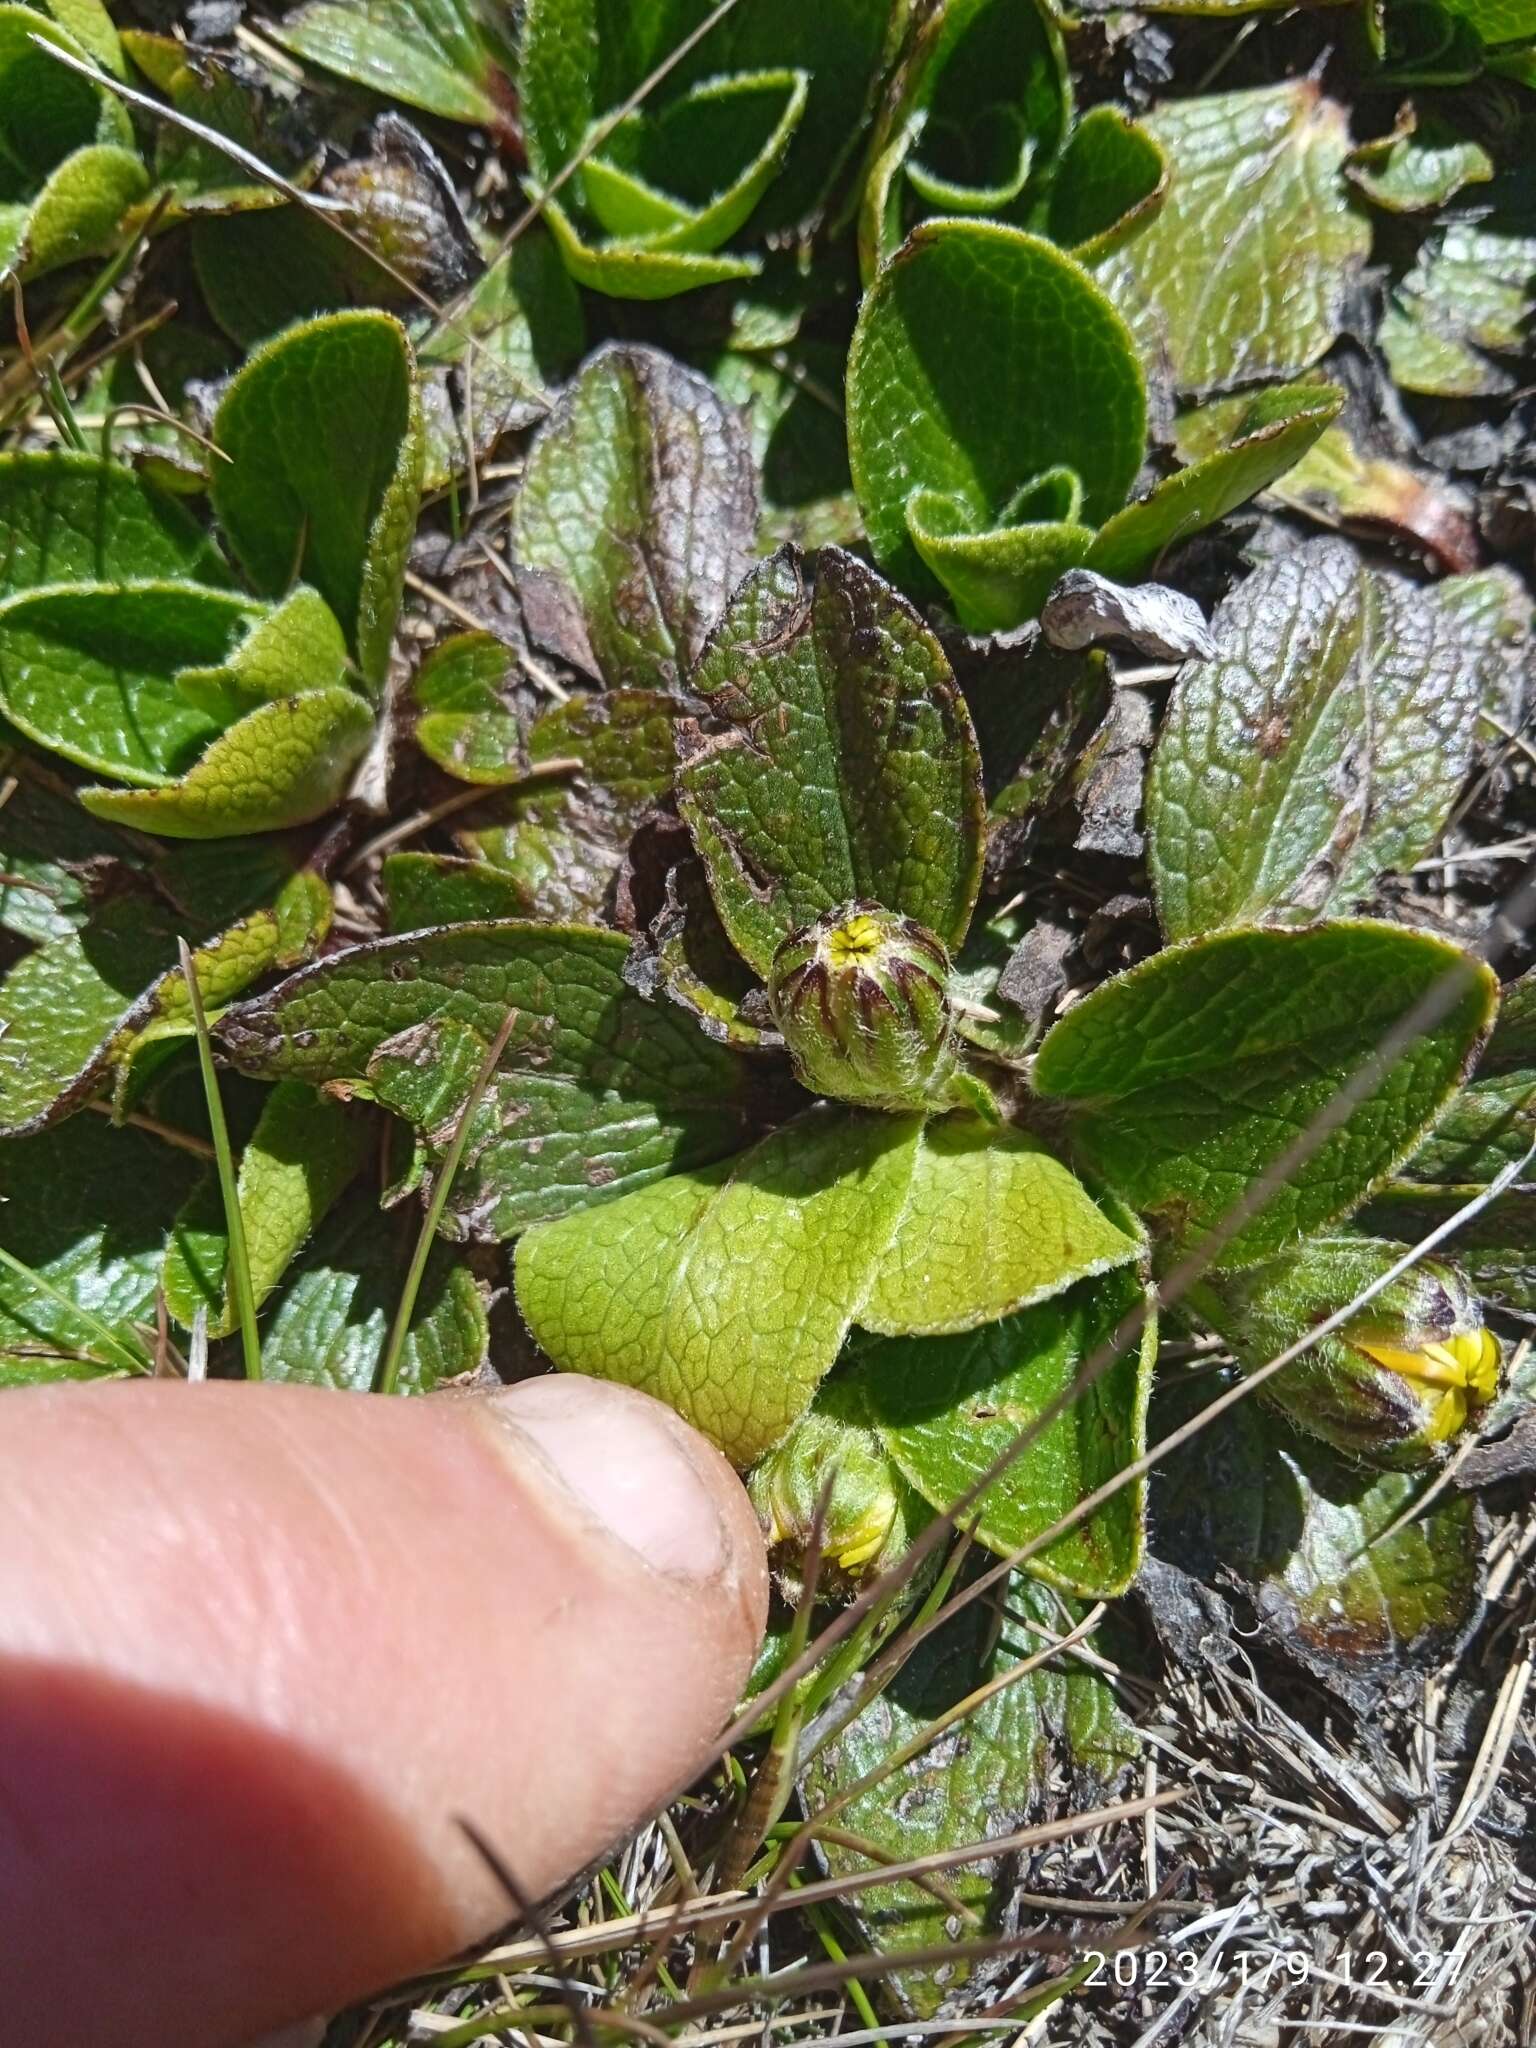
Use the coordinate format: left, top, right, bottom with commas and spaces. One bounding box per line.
456, 688, 677, 920
1097, 83, 1371, 392
858, 1257, 1155, 1596
1087, 383, 1343, 583
0, 580, 262, 785
0, 884, 329, 1135
162, 1081, 369, 1333
1045, 106, 1167, 261
380, 853, 530, 931
0, 451, 228, 596
0, 6, 144, 280
216, 921, 764, 1236
275, 0, 515, 126
1033, 921, 1497, 1263
211, 310, 424, 687
677, 545, 985, 978
513, 342, 757, 691
847, 220, 1145, 627
82, 689, 374, 839
1149, 538, 1490, 939
516, 1107, 924, 1465
260, 1192, 488, 1392
0, 1111, 200, 1369
858, 1116, 1142, 1337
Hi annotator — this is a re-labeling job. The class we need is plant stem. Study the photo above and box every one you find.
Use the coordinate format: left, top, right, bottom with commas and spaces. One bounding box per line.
374, 1008, 517, 1396
178, 937, 262, 1381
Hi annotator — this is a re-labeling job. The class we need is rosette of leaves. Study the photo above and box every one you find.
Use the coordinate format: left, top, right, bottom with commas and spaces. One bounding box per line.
219, 540, 1163, 1596
847, 218, 1344, 629
0, 0, 147, 282
514, 0, 894, 297
857, 0, 1168, 280
218, 478, 1507, 1585
0, 309, 422, 837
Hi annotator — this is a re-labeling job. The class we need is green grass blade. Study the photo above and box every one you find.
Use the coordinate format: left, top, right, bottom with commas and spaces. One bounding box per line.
374, 1007, 517, 1396
177, 937, 262, 1381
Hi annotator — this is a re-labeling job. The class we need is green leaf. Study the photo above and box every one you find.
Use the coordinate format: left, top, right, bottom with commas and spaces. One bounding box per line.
1096, 83, 1371, 392
541, 204, 760, 300
259, 1192, 488, 1392
412, 631, 523, 783
0, 6, 144, 280
583, 68, 808, 254
216, 921, 764, 1236
1148, 539, 1490, 940
417, 230, 584, 490
1380, 216, 1536, 398
515, 1106, 923, 1465
857, 0, 1070, 276
1436, 0, 1536, 44
677, 545, 985, 978
381, 853, 532, 931
1361, 1186, 1536, 1315
0, 887, 330, 1135
0, 580, 261, 785
274, 0, 515, 127
1033, 921, 1498, 1263
0, 451, 228, 596
857, 1257, 1156, 1596
513, 342, 757, 691
0, 766, 135, 943
518, 0, 891, 240
120, 29, 288, 221
1347, 112, 1494, 212
161, 1080, 369, 1334
456, 688, 677, 920
41, 0, 122, 74
802, 1572, 1137, 2021
81, 688, 374, 839
1152, 1371, 1484, 1702
210, 310, 424, 687
1087, 382, 1343, 583
708, 342, 861, 552
858, 1115, 1142, 1337
1045, 106, 1168, 261
1, 139, 146, 279
0, 1111, 200, 1369
847, 220, 1145, 627
1399, 1071, 1536, 1189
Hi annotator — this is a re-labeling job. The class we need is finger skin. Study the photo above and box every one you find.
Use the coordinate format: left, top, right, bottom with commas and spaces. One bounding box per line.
0, 1376, 766, 2047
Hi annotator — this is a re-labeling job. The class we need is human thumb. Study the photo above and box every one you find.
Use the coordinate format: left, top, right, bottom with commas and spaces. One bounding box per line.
0, 1374, 767, 2048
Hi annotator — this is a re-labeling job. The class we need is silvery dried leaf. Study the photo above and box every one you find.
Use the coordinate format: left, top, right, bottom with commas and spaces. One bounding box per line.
1042, 569, 1216, 663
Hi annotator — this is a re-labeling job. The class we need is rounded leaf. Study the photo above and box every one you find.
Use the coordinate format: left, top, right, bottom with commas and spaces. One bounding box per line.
847, 220, 1146, 611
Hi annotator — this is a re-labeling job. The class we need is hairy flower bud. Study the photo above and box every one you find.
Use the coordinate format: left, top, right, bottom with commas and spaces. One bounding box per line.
1190, 1238, 1501, 1468
748, 1398, 919, 1603
768, 901, 964, 1113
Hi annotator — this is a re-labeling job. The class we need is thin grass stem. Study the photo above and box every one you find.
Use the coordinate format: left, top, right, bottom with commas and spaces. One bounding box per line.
0, 1244, 149, 1375
374, 1009, 517, 1396
178, 938, 261, 1381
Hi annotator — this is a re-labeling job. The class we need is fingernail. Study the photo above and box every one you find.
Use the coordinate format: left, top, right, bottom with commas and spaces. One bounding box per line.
484, 1379, 731, 1582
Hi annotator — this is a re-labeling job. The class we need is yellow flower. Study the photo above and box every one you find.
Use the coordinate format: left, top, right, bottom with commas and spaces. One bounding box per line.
1350, 1328, 1501, 1443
